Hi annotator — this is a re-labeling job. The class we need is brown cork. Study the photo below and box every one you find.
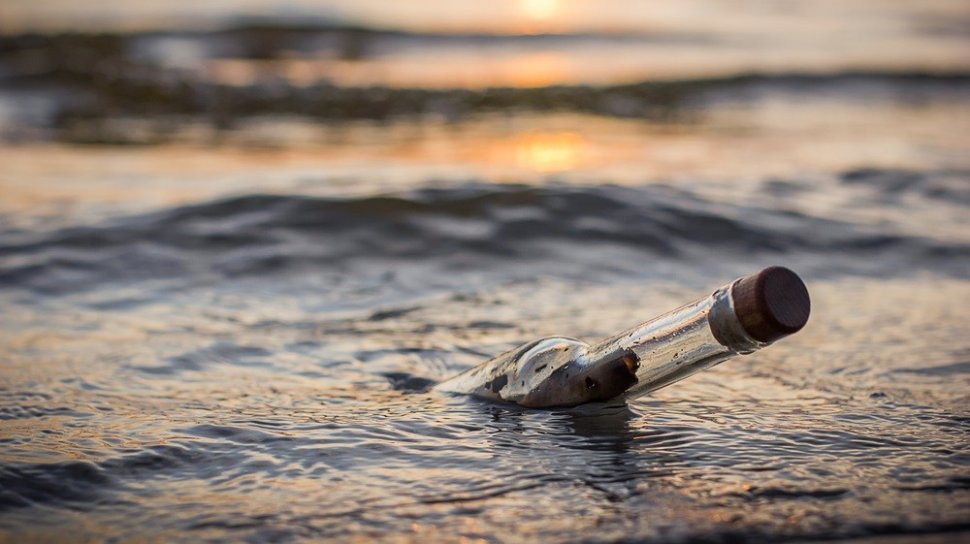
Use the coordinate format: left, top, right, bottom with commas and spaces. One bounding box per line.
731, 266, 810, 343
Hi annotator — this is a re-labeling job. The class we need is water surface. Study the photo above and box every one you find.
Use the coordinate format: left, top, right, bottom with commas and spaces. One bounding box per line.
1, 2, 969, 542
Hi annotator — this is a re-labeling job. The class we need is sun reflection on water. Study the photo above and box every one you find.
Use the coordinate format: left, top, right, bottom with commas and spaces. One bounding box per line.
514, 131, 585, 172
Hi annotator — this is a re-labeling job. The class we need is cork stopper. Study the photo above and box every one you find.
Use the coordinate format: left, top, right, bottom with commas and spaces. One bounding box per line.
731, 266, 810, 343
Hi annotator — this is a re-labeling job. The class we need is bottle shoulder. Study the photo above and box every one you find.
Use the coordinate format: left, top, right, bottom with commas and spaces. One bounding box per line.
435, 336, 638, 408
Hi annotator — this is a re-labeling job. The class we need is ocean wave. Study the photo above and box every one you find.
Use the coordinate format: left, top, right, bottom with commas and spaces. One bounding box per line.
0, 180, 965, 295
28, 70, 970, 145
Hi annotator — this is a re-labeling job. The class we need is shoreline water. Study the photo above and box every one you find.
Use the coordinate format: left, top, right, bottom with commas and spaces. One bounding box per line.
2, 3, 969, 542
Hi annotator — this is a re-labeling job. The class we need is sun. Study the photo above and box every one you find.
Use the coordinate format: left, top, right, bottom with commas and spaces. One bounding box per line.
520, 0, 562, 21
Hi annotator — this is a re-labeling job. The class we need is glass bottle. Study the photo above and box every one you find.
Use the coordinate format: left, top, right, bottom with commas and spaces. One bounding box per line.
434, 266, 810, 408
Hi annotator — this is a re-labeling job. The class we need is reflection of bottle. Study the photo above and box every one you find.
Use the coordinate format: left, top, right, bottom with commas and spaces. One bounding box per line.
435, 267, 810, 408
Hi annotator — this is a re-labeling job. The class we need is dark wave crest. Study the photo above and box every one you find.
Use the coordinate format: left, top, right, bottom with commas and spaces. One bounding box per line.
1, 176, 966, 295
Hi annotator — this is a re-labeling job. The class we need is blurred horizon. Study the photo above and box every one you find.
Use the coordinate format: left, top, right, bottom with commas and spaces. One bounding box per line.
1, 1, 967, 97
2, 0, 957, 34
2, 0, 968, 143
3, 0, 969, 43
1, 0, 967, 216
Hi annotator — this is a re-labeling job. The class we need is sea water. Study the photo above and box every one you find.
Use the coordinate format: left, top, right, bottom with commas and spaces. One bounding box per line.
1, 2, 968, 541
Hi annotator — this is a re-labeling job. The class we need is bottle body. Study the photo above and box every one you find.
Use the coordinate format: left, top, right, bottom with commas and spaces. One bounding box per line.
592, 284, 763, 401
434, 267, 809, 408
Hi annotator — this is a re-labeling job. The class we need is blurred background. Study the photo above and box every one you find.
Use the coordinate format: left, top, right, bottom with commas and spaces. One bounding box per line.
1, 2, 968, 542
1, 0, 967, 213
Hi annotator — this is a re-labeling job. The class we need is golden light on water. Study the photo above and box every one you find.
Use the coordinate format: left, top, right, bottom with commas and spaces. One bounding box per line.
514, 131, 585, 172
496, 51, 570, 88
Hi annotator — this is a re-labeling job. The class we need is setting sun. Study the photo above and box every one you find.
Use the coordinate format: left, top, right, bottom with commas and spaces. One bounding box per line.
520, 0, 562, 21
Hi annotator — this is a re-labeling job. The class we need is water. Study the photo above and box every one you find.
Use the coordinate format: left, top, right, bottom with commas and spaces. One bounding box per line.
2, 1, 970, 542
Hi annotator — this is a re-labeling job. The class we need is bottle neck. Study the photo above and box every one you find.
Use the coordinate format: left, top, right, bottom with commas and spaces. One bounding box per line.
587, 280, 768, 400
708, 282, 769, 354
